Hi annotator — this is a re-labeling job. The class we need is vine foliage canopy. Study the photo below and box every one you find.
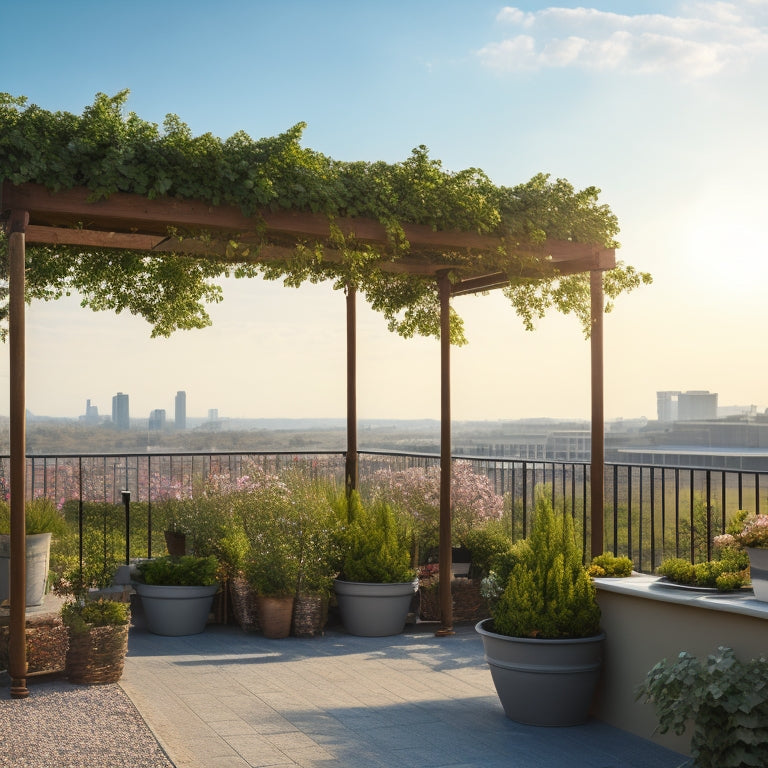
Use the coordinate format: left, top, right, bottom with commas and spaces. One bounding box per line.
0, 91, 651, 343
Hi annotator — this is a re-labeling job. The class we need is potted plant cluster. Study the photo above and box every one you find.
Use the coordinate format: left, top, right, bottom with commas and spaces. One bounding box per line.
476, 489, 604, 726
0, 498, 67, 607
133, 554, 219, 636
638, 646, 768, 768
333, 491, 418, 637
62, 598, 131, 684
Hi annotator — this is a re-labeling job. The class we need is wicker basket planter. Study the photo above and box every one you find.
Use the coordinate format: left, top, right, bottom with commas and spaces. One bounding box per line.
0, 613, 69, 676
292, 594, 327, 637
65, 623, 130, 685
229, 576, 260, 632
419, 578, 488, 623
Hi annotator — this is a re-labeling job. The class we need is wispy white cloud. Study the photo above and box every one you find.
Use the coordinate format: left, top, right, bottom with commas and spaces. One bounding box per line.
479, 1, 768, 77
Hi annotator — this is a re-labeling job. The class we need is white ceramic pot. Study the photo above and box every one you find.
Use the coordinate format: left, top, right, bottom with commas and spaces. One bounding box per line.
747, 547, 768, 601
0, 532, 52, 606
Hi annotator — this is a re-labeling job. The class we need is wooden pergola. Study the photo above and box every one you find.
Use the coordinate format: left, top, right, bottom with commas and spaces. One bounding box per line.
1, 180, 615, 697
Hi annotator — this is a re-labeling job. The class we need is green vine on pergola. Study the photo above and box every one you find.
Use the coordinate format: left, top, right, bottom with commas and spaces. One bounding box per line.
0, 91, 651, 343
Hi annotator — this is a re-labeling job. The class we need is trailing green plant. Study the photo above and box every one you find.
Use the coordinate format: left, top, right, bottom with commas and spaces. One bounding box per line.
61, 598, 130, 635
339, 492, 415, 584
0, 91, 651, 344
135, 555, 219, 586
491, 488, 601, 639
0, 498, 67, 536
588, 552, 634, 578
637, 647, 768, 768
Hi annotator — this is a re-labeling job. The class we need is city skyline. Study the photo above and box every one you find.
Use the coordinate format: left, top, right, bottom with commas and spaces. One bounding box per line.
2, 2, 767, 422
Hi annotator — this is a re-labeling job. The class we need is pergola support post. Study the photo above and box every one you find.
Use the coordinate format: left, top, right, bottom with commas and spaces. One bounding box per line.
590, 269, 605, 559
436, 273, 454, 636
8, 209, 29, 699
345, 284, 358, 496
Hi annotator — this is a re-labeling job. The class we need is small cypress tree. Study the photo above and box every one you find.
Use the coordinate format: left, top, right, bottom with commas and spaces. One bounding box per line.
492, 490, 600, 639
340, 492, 415, 584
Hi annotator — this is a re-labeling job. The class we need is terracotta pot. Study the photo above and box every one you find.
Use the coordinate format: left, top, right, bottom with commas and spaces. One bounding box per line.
256, 595, 294, 639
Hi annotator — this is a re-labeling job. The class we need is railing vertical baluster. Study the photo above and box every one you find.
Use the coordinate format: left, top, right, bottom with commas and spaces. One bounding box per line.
706, 471, 712, 562
690, 469, 695, 563
627, 467, 633, 563
675, 468, 680, 557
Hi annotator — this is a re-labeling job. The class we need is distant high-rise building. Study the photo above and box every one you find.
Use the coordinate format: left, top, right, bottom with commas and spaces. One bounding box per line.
657, 391, 680, 422
148, 409, 166, 431
111, 392, 130, 430
678, 391, 718, 421
81, 398, 100, 425
208, 408, 218, 421
175, 391, 187, 431
657, 390, 718, 422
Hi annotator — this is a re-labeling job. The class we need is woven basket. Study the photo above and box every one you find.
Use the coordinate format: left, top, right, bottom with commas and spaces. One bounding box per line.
418, 578, 489, 623
292, 594, 328, 638
65, 623, 129, 685
0, 615, 69, 676
229, 577, 260, 632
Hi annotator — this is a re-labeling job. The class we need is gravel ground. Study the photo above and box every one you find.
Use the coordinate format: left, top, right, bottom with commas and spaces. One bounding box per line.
0, 674, 174, 768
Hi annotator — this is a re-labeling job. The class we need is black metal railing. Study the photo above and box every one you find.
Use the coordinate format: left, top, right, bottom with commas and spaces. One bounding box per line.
2, 450, 766, 576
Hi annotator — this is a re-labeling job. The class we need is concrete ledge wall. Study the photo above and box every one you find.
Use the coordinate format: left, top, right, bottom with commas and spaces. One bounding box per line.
594, 576, 768, 755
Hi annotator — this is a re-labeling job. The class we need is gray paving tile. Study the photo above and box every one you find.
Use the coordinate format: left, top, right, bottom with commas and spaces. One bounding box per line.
120, 623, 687, 768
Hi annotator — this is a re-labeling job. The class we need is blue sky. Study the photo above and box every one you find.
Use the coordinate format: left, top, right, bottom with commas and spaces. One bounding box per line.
2, 1, 768, 422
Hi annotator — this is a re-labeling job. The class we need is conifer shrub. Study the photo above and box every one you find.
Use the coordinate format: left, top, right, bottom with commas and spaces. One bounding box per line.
339, 492, 415, 584
491, 490, 600, 639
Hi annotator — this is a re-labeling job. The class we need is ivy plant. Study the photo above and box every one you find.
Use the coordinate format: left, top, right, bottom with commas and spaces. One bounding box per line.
637, 647, 768, 768
0, 91, 651, 342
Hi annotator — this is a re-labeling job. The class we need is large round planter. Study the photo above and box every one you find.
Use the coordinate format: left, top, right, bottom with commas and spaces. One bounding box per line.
747, 547, 768, 601
0, 532, 52, 607
256, 595, 294, 639
476, 618, 605, 726
134, 583, 219, 636
334, 579, 418, 637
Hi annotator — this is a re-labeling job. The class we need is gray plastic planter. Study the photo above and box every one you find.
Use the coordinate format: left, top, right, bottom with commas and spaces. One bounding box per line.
0, 532, 52, 606
334, 578, 418, 637
134, 583, 219, 636
476, 618, 605, 726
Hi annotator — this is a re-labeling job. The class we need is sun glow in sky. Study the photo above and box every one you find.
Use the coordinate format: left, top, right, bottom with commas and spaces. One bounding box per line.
2, 0, 767, 422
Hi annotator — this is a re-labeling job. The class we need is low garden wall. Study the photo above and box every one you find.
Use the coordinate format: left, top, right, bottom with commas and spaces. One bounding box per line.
594, 575, 768, 755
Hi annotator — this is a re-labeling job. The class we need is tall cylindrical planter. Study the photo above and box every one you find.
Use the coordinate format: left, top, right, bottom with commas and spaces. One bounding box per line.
134, 583, 219, 636
334, 579, 418, 637
747, 547, 768, 601
230, 576, 260, 632
476, 619, 605, 727
256, 595, 294, 639
292, 594, 327, 638
0, 532, 52, 606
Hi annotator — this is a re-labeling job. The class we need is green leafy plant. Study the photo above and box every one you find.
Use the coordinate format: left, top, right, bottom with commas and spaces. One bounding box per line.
460, 521, 513, 580
491, 488, 601, 639
657, 549, 750, 591
135, 555, 219, 586
339, 492, 415, 584
637, 647, 768, 768
588, 552, 634, 578
61, 598, 130, 635
0, 91, 651, 345
0, 498, 67, 536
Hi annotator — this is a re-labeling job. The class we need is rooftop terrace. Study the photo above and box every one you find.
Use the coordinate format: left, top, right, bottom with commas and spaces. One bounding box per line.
3, 615, 685, 768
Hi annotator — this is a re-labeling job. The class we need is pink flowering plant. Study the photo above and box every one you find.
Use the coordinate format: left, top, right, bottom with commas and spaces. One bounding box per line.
363, 461, 504, 565
714, 510, 768, 551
